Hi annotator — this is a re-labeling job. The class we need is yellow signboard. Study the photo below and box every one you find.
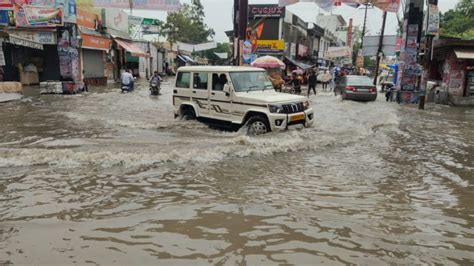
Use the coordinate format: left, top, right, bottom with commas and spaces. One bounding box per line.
256, 40, 285, 52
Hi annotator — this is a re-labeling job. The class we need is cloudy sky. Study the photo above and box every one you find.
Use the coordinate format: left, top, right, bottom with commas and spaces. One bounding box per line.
133, 0, 460, 42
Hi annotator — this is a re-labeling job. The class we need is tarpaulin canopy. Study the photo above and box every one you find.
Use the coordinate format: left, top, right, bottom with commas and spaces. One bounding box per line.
454, 49, 474, 60
177, 54, 194, 64
115, 39, 149, 57
285, 57, 313, 70
214, 52, 228, 59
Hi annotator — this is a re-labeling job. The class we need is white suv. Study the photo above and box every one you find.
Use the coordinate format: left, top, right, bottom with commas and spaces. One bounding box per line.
173, 66, 314, 135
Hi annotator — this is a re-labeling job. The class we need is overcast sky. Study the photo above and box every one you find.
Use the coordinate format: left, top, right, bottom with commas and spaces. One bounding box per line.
133, 0, 460, 43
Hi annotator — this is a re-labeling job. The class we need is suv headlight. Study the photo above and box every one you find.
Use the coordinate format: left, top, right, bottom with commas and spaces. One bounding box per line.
268, 104, 284, 113
303, 101, 310, 110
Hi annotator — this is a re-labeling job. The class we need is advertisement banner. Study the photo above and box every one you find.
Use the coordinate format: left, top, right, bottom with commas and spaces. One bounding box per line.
23, 6, 63, 27
426, 4, 439, 36
242, 40, 257, 65
103, 8, 128, 33
81, 33, 110, 51
0, 10, 14, 26
256, 40, 284, 53
297, 44, 308, 57
248, 4, 285, 19
0, 0, 13, 9
93, 0, 180, 11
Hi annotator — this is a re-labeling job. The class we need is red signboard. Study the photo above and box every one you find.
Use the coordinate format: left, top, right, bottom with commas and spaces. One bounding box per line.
0, 0, 13, 9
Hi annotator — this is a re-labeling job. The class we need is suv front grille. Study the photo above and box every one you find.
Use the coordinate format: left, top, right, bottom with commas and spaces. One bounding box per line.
282, 102, 304, 114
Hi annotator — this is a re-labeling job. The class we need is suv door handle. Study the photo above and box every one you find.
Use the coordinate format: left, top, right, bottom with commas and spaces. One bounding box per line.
211, 92, 215, 95
192, 91, 196, 94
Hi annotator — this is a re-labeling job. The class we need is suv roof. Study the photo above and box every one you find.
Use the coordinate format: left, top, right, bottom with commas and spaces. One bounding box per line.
177, 66, 265, 72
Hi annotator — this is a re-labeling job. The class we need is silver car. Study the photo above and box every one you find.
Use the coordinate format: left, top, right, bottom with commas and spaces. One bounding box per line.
335, 75, 377, 101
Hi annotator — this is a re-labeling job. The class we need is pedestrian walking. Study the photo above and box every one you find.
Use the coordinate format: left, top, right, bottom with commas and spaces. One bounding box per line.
307, 71, 317, 97
321, 70, 331, 91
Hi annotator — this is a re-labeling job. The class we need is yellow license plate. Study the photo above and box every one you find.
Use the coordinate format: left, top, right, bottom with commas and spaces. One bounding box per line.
289, 113, 305, 122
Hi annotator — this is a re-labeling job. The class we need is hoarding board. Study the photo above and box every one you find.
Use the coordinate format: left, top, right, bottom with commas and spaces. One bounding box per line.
362, 35, 397, 56
93, 0, 180, 11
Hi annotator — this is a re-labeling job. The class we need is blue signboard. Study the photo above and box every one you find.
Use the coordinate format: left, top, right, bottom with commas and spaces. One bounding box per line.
0, 10, 13, 26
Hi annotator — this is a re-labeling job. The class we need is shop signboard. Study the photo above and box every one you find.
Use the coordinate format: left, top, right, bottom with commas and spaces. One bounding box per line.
255, 40, 284, 54
10, 30, 56, 44
93, 0, 180, 11
81, 33, 110, 51
248, 4, 285, 19
0, 0, 13, 9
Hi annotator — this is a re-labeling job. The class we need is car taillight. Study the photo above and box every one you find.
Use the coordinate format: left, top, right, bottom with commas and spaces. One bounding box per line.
346, 86, 356, 92
369, 87, 377, 93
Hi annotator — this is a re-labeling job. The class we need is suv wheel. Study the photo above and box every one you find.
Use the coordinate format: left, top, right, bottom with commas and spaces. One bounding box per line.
182, 107, 196, 120
246, 115, 270, 136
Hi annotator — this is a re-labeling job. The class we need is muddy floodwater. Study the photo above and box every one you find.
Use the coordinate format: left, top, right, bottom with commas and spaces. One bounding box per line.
0, 80, 473, 264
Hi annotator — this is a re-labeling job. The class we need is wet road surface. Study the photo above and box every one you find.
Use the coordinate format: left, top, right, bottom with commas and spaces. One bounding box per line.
0, 80, 473, 264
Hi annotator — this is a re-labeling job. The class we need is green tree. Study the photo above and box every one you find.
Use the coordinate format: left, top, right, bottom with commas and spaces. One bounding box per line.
161, 0, 215, 44
440, 0, 474, 39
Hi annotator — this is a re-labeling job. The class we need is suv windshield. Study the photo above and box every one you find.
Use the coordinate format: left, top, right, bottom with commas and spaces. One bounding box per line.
230, 71, 274, 92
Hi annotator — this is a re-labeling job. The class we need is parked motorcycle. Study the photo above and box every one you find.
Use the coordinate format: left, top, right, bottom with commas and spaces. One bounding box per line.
150, 81, 161, 96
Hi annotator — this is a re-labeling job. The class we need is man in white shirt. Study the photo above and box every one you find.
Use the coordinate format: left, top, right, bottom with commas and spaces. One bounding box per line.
121, 69, 134, 90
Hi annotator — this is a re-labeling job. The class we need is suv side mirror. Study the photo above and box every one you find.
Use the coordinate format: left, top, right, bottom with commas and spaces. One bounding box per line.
223, 83, 230, 96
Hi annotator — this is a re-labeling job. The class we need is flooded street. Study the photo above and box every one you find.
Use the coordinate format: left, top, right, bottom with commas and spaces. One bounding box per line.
0, 80, 473, 264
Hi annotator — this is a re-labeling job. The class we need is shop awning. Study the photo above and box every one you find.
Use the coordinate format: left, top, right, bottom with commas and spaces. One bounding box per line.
177, 54, 194, 63
182, 54, 194, 63
8, 34, 43, 50
285, 57, 314, 70
115, 39, 149, 57
454, 49, 474, 59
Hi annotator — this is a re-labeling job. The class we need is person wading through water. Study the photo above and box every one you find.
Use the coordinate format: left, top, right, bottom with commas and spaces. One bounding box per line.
307, 70, 317, 97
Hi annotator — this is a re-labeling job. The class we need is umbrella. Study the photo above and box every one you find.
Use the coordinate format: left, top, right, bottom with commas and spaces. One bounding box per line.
251, 56, 286, 69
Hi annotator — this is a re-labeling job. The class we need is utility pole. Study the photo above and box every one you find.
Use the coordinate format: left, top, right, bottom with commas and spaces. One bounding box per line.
233, 0, 248, 66
360, 2, 369, 49
373, 11, 388, 86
